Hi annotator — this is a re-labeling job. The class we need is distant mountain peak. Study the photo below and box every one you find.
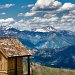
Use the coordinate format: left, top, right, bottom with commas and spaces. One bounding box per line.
32, 26, 57, 32
42, 26, 57, 32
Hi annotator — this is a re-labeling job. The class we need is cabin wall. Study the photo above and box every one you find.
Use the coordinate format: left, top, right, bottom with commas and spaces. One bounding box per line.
8, 57, 23, 75
8, 58, 16, 75
0, 52, 8, 75
17, 57, 23, 75
0, 51, 23, 75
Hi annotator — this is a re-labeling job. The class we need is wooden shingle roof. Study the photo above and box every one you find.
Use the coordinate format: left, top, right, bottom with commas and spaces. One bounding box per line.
0, 37, 31, 58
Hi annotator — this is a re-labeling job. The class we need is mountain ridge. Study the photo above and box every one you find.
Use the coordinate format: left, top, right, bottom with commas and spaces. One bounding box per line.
0, 26, 75, 69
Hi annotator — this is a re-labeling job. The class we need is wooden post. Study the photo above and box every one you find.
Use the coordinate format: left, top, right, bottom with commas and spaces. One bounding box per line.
27, 56, 30, 75
15, 57, 17, 75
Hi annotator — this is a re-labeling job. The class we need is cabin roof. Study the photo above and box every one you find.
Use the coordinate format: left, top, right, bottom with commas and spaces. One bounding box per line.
0, 37, 31, 58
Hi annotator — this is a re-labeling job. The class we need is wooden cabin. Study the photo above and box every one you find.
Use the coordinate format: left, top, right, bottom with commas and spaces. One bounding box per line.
0, 37, 31, 75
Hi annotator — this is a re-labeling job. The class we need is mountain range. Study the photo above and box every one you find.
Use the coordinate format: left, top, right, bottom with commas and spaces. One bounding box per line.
0, 26, 75, 69
33, 45, 75, 69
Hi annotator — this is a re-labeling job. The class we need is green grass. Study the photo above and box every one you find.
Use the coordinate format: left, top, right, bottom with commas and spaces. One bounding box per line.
23, 63, 75, 75
41, 66, 75, 75
31, 65, 75, 75
23, 62, 28, 74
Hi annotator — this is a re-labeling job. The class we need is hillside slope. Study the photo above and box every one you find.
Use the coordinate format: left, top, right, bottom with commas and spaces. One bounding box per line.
30, 64, 75, 75
33, 46, 75, 69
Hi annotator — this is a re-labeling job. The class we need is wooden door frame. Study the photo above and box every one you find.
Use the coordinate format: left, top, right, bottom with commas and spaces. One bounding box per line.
27, 56, 30, 75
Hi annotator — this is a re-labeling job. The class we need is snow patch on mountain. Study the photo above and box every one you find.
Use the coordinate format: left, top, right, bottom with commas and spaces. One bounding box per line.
35, 29, 47, 32
34, 26, 57, 32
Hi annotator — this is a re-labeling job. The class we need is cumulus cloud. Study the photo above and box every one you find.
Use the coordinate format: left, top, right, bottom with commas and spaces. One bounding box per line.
58, 3, 75, 11
53, 1, 62, 7
32, 0, 62, 11
12, 19, 33, 31
72, 10, 75, 13
30, 16, 59, 24
18, 13, 24, 16
31, 0, 75, 15
24, 12, 36, 16
21, 4, 34, 8
0, 18, 14, 23
15, 0, 75, 32
0, 18, 15, 29
62, 15, 71, 20
0, 4, 15, 9
13, 11, 75, 32
2, 0, 74, 32
18, 12, 36, 17
61, 13, 75, 22
70, 10, 75, 14
27, 4, 34, 8
12, 15, 59, 30
0, 12, 6, 15
1, 12, 6, 15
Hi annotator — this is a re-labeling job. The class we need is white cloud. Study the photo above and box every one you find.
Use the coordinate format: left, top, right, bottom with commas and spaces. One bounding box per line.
32, 16, 58, 23
12, 15, 59, 31
1, 12, 6, 15
21, 4, 34, 8
16, 1, 75, 32
0, 18, 14, 23
31, 0, 75, 15
0, 4, 15, 9
12, 19, 32, 31
0, 18, 15, 29
13, 11, 75, 32
32, 0, 61, 11
72, 10, 75, 13
31, 17, 51, 23
44, 14, 56, 18
62, 13, 75, 19
0, 12, 6, 15
18, 12, 36, 17
32, 16, 59, 23
1, 1, 74, 32
18, 13, 24, 16
53, 1, 62, 7
70, 10, 75, 14
25, 12, 36, 16
62, 15, 71, 19
27, 4, 34, 8
59, 3, 75, 11
21, 6, 26, 8
50, 17, 59, 21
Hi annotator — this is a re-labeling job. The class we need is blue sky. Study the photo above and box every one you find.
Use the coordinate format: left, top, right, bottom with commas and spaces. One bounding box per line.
0, 0, 75, 31
0, 0, 37, 19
